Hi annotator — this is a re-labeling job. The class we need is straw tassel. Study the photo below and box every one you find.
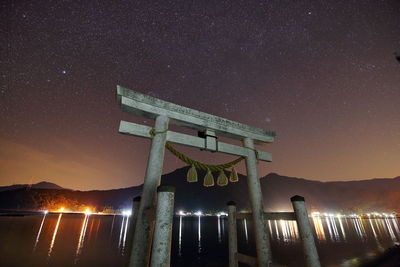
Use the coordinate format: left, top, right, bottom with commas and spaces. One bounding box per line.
229, 166, 239, 182
217, 170, 229, 186
187, 165, 198, 182
203, 169, 215, 187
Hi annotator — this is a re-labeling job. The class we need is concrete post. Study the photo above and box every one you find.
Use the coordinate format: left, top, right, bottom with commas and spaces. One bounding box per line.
127, 196, 141, 253
243, 137, 272, 266
227, 201, 238, 267
150, 185, 175, 267
131, 196, 141, 233
129, 115, 169, 267
291, 195, 321, 267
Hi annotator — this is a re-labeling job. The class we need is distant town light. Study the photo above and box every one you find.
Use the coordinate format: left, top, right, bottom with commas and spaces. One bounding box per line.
306, 210, 397, 218
178, 210, 185, 216
122, 210, 132, 216
84, 208, 92, 215
194, 211, 202, 216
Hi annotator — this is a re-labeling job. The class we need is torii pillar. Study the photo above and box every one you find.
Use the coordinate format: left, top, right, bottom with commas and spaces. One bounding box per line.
117, 85, 275, 267
244, 137, 272, 266
129, 115, 169, 267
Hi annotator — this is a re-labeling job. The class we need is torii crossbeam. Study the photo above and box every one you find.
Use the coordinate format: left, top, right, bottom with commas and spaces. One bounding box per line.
117, 85, 275, 267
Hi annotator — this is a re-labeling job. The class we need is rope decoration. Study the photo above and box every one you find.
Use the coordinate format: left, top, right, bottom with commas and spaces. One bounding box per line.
165, 142, 243, 187
149, 128, 243, 187
165, 142, 244, 172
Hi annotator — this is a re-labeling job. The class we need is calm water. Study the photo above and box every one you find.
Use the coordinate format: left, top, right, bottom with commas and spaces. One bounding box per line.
1, 213, 399, 266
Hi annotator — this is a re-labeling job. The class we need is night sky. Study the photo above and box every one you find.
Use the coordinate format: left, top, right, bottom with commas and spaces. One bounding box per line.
1, 0, 399, 190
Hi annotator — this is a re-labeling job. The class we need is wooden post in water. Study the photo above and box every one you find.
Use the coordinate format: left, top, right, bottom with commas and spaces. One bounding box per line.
150, 185, 175, 267
227, 201, 238, 267
243, 137, 272, 266
291, 195, 321, 267
129, 115, 169, 267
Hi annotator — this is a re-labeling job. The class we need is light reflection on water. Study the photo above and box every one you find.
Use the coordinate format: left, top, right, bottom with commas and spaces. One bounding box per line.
33, 213, 47, 252
197, 215, 201, 254
117, 215, 130, 255
75, 214, 89, 263
178, 215, 183, 256
313, 216, 326, 240
217, 216, 221, 243
274, 220, 280, 240
384, 218, 396, 241
1, 214, 400, 266
353, 217, 366, 239
338, 217, 346, 241
243, 218, 248, 243
47, 213, 62, 258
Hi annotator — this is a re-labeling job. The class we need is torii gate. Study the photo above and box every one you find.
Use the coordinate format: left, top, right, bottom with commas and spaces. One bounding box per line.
117, 85, 275, 267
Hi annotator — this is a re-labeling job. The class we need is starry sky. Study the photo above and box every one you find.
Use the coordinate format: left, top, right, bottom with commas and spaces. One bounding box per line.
1, 0, 400, 190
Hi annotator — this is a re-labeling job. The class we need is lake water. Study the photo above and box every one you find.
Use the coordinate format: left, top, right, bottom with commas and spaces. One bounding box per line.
1, 213, 399, 266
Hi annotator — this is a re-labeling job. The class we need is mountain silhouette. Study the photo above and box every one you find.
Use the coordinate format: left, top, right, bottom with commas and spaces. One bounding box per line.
0, 167, 399, 213
0, 181, 65, 192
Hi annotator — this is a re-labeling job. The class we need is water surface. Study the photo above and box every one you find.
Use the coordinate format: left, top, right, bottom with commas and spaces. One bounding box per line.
0, 213, 399, 266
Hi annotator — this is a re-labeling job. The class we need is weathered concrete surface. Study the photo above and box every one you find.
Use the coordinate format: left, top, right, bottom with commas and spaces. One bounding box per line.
243, 137, 273, 266
291, 195, 321, 267
119, 120, 272, 162
150, 186, 175, 267
129, 115, 169, 267
117, 85, 275, 143
227, 201, 238, 267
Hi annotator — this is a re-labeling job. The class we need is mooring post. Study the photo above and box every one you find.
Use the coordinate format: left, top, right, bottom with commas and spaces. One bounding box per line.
243, 137, 272, 266
127, 196, 141, 252
131, 196, 141, 231
227, 201, 238, 267
150, 185, 175, 267
291, 195, 321, 267
129, 115, 169, 267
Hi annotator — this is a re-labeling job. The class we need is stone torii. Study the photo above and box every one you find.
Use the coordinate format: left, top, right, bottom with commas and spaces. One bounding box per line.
116, 85, 275, 267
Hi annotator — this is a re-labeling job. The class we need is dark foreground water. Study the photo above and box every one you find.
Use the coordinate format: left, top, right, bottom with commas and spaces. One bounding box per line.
0, 213, 399, 266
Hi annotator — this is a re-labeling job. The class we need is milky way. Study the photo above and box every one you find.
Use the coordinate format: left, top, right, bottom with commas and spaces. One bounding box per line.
1, 0, 399, 189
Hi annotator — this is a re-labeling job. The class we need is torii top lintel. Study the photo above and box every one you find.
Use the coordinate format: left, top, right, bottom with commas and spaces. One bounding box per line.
117, 85, 275, 144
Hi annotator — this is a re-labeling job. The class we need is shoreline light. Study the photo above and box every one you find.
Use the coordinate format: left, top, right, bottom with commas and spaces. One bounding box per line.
178, 210, 185, 216
122, 210, 132, 216
35, 208, 396, 218
194, 211, 202, 216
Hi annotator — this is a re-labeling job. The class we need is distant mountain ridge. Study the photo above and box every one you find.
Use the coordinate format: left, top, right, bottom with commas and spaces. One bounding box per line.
0, 168, 399, 213
0, 181, 65, 192
328, 176, 400, 191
